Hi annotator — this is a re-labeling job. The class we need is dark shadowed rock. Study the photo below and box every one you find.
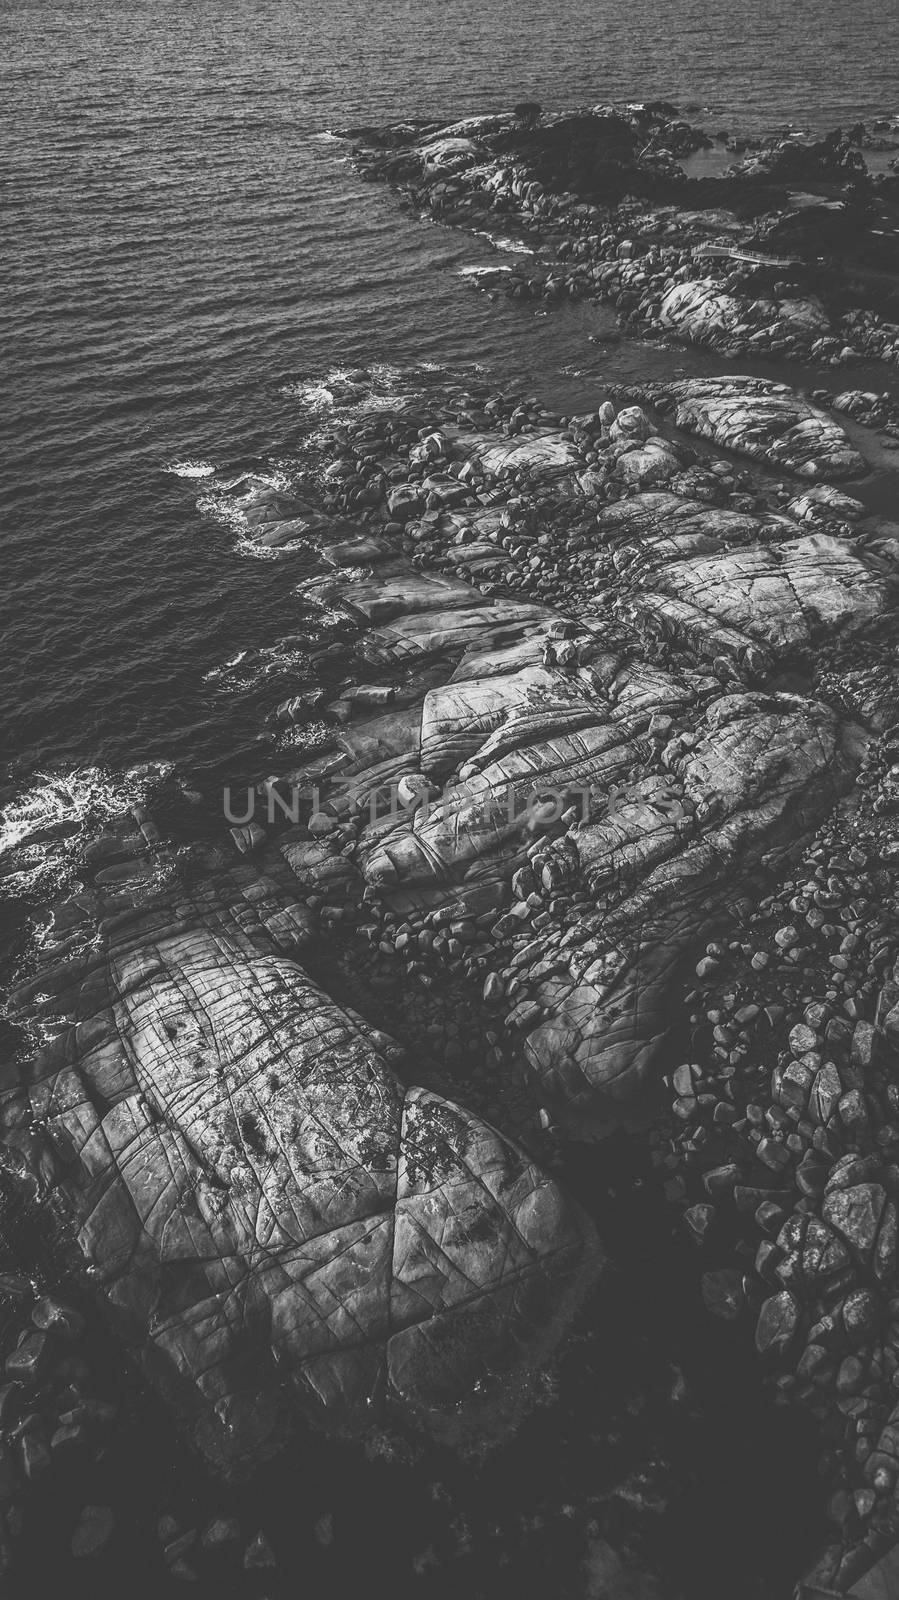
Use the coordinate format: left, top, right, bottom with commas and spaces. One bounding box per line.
71, 1505, 115, 1559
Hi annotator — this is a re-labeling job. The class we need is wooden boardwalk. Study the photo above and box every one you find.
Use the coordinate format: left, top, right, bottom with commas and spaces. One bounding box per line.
694, 243, 803, 268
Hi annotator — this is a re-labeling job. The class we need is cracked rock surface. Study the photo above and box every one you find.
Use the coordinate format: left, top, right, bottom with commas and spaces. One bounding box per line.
7, 867, 596, 1469
610, 377, 867, 480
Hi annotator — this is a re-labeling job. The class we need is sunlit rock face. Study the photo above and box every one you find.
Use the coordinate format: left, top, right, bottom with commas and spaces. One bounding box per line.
268, 541, 860, 1134
619, 377, 866, 480
597, 492, 888, 668
519, 692, 852, 1123
656, 279, 831, 354
22, 894, 597, 1469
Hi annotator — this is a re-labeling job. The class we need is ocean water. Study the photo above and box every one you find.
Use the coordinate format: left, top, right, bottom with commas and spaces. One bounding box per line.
2, 0, 899, 793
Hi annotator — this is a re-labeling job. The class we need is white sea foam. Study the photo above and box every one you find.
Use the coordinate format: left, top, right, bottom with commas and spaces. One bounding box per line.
203, 641, 313, 691
164, 459, 217, 479
0, 765, 169, 901
194, 498, 283, 561
280, 380, 339, 412
195, 465, 296, 560
165, 452, 293, 562
284, 362, 461, 421
471, 231, 534, 255
1, 769, 126, 858
459, 264, 513, 279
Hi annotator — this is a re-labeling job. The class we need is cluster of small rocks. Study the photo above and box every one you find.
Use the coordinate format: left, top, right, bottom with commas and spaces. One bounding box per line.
725, 127, 869, 184
153, 1510, 277, 1587
647, 735, 899, 1588
466, 222, 864, 367
400, 411, 760, 613
0, 1281, 118, 1578
287, 382, 788, 628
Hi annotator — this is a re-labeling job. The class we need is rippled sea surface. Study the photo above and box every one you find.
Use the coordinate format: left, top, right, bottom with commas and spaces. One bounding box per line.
3, 0, 899, 784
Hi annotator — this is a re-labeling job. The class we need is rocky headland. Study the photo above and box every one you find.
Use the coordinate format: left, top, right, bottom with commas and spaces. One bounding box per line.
344, 103, 899, 370
3, 101, 899, 1599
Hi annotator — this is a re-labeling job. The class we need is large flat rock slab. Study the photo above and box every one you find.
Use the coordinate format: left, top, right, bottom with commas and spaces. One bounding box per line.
18, 886, 597, 1469
598, 494, 890, 664
517, 691, 853, 1118
621, 378, 865, 479
657, 278, 831, 354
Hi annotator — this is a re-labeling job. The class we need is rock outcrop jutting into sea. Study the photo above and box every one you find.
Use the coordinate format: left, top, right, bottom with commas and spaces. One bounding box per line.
344, 102, 899, 369
4, 99, 899, 1597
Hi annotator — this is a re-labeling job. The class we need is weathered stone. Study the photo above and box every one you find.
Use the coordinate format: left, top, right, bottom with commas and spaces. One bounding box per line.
23, 901, 597, 1467
684, 1203, 716, 1245
601, 492, 887, 668
790, 1024, 819, 1057
756, 1291, 801, 1358
838, 1089, 869, 1131
243, 1531, 277, 1570
4, 1333, 50, 1387
810, 1064, 842, 1125
701, 1268, 745, 1320
626, 378, 864, 479
31, 1296, 85, 1340
71, 1505, 115, 1559
19, 1423, 50, 1481
201, 1516, 241, 1551
657, 280, 829, 357
822, 1185, 887, 1263
0, 1442, 16, 1503
842, 1289, 881, 1345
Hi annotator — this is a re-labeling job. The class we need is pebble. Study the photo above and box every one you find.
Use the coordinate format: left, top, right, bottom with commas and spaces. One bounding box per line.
755, 1291, 800, 1358
314, 1512, 335, 1548
703, 1163, 741, 1195
4, 1333, 50, 1386
31, 1296, 85, 1340
244, 1531, 277, 1570
71, 1504, 115, 1559
0, 1441, 16, 1502
482, 972, 504, 1004
789, 1023, 819, 1056
757, 1137, 792, 1172
201, 1515, 241, 1550
0, 1386, 20, 1427
684, 1203, 715, 1245
701, 1268, 745, 1320
169, 1559, 199, 1583
163, 1530, 198, 1565
18, 1422, 50, 1481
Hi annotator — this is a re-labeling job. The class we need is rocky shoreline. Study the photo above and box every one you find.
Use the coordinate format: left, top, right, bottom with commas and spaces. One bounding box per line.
3, 101, 899, 1598
344, 103, 899, 372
